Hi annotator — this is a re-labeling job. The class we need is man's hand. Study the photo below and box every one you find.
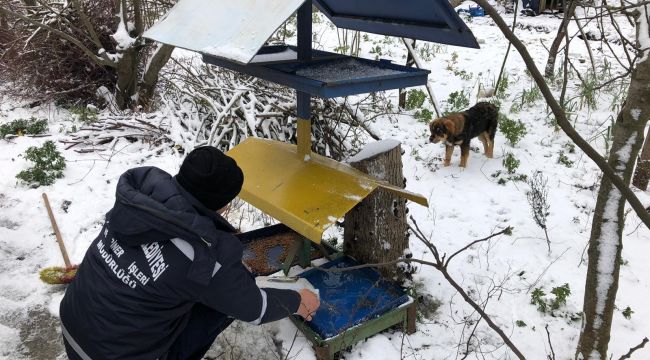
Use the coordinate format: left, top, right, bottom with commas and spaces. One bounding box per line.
296, 289, 320, 321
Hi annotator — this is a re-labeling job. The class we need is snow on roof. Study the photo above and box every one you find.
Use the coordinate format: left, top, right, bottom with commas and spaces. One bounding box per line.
143, 0, 306, 64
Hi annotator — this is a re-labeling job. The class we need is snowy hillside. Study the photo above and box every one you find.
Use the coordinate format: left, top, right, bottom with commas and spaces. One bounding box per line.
1, 3, 649, 360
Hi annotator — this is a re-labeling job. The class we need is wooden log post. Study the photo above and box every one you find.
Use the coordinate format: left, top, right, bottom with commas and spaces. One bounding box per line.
344, 140, 410, 282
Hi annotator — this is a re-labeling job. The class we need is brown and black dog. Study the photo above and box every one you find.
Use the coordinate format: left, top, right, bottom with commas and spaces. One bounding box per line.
429, 102, 499, 167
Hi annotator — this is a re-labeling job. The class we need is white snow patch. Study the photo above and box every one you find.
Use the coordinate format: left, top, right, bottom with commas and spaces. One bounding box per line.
592, 135, 636, 329
48, 293, 64, 317
348, 139, 401, 163
0, 323, 20, 358
344, 194, 363, 202
202, 45, 252, 64
630, 109, 641, 121
251, 48, 297, 63
638, 3, 650, 61
111, 3, 136, 51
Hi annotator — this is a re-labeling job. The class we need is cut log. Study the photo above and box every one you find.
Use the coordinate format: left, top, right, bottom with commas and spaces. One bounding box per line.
343, 140, 410, 282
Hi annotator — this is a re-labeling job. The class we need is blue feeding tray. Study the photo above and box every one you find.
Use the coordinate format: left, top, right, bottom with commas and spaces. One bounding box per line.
298, 256, 410, 339
457, 6, 485, 17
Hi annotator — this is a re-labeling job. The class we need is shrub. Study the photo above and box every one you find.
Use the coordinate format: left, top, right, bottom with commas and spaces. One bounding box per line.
414, 108, 433, 123
444, 90, 470, 115
557, 151, 574, 167
0, 0, 118, 103
531, 284, 571, 313
550, 283, 571, 310
16, 141, 66, 187
0, 117, 48, 139
622, 306, 634, 320
499, 114, 527, 146
510, 84, 542, 113
69, 105, 99, 124
405, 89, 427, 111
503, 153, 520, 174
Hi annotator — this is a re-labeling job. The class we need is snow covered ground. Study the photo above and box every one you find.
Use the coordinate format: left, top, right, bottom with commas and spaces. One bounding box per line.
1, 3, 650, 360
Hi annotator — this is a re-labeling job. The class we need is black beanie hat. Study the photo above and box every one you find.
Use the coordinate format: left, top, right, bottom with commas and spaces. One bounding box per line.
176, 146, 244, 211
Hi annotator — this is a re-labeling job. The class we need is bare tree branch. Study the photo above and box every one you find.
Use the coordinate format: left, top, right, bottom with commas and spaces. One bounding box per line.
0, 6, 116, 68
472, 0, 650, 230
618, 337, 649, 360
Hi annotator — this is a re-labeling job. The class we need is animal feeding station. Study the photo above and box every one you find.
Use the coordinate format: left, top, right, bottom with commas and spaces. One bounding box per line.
145, 0, 478, 358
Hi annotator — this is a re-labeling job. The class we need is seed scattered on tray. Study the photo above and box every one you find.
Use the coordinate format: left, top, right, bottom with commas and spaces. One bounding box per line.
242, 232, 320, 275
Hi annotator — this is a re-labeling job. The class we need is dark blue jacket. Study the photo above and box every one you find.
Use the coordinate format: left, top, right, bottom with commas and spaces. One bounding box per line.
60, 167, 301, 360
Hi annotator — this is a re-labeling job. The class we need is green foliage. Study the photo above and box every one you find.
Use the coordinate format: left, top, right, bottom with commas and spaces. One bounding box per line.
622, 306, 634, 320
414, 109, 433, 123
405, 89, 427, 111
503, 153, 520, 174
16, 141, 66, 187
531, 284, 571, 313
531, 288, 547, 313
446, 52, 459, 71
495, 73, 510, 99
557, 151, 574, 167
499, 114, 527, 146
417, 43, 444, 61
510, 84, 542, 113
369, 45, 383, 58
515, 320, 527, 328
69, 105, 98, 124
491, 170, 527, 185
549, 283, 571, 310
0, 117, 48, 139
577, 74, 598, 110
444, 90, 470, 115
563, 142, 576, 154
453, 69, 473, 81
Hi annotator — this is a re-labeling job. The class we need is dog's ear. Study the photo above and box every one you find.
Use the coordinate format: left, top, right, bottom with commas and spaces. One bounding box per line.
442, 119, 456, 134
429, 119, 438, 132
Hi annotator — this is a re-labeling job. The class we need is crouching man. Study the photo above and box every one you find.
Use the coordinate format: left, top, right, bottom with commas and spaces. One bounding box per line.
60, 146, 320, 360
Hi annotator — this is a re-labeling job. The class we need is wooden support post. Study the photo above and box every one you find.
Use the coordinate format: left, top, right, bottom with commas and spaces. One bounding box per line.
343, 140, 409, 282
296, 1, 312, 160
398, 39, 416, 109
296, 113, 311, 159
406, 301, 417, 334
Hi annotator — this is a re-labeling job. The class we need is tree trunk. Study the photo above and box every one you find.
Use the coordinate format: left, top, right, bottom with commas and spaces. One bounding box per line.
344, 141, 410, 282
115, 47, 139, 109
575, 29, 650, 359
139, 44, 174, 109
632, 127, 650, 190
544, 0, 577, 77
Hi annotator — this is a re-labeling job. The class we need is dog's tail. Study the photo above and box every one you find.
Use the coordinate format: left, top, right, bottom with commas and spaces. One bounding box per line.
468, 102, 500, 141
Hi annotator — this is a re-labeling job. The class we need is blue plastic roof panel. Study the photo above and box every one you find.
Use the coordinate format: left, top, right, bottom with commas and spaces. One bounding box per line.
314, 0, 479, 48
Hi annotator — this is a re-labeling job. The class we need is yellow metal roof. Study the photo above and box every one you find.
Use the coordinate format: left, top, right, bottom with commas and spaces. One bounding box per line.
226, 138, 428, 243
